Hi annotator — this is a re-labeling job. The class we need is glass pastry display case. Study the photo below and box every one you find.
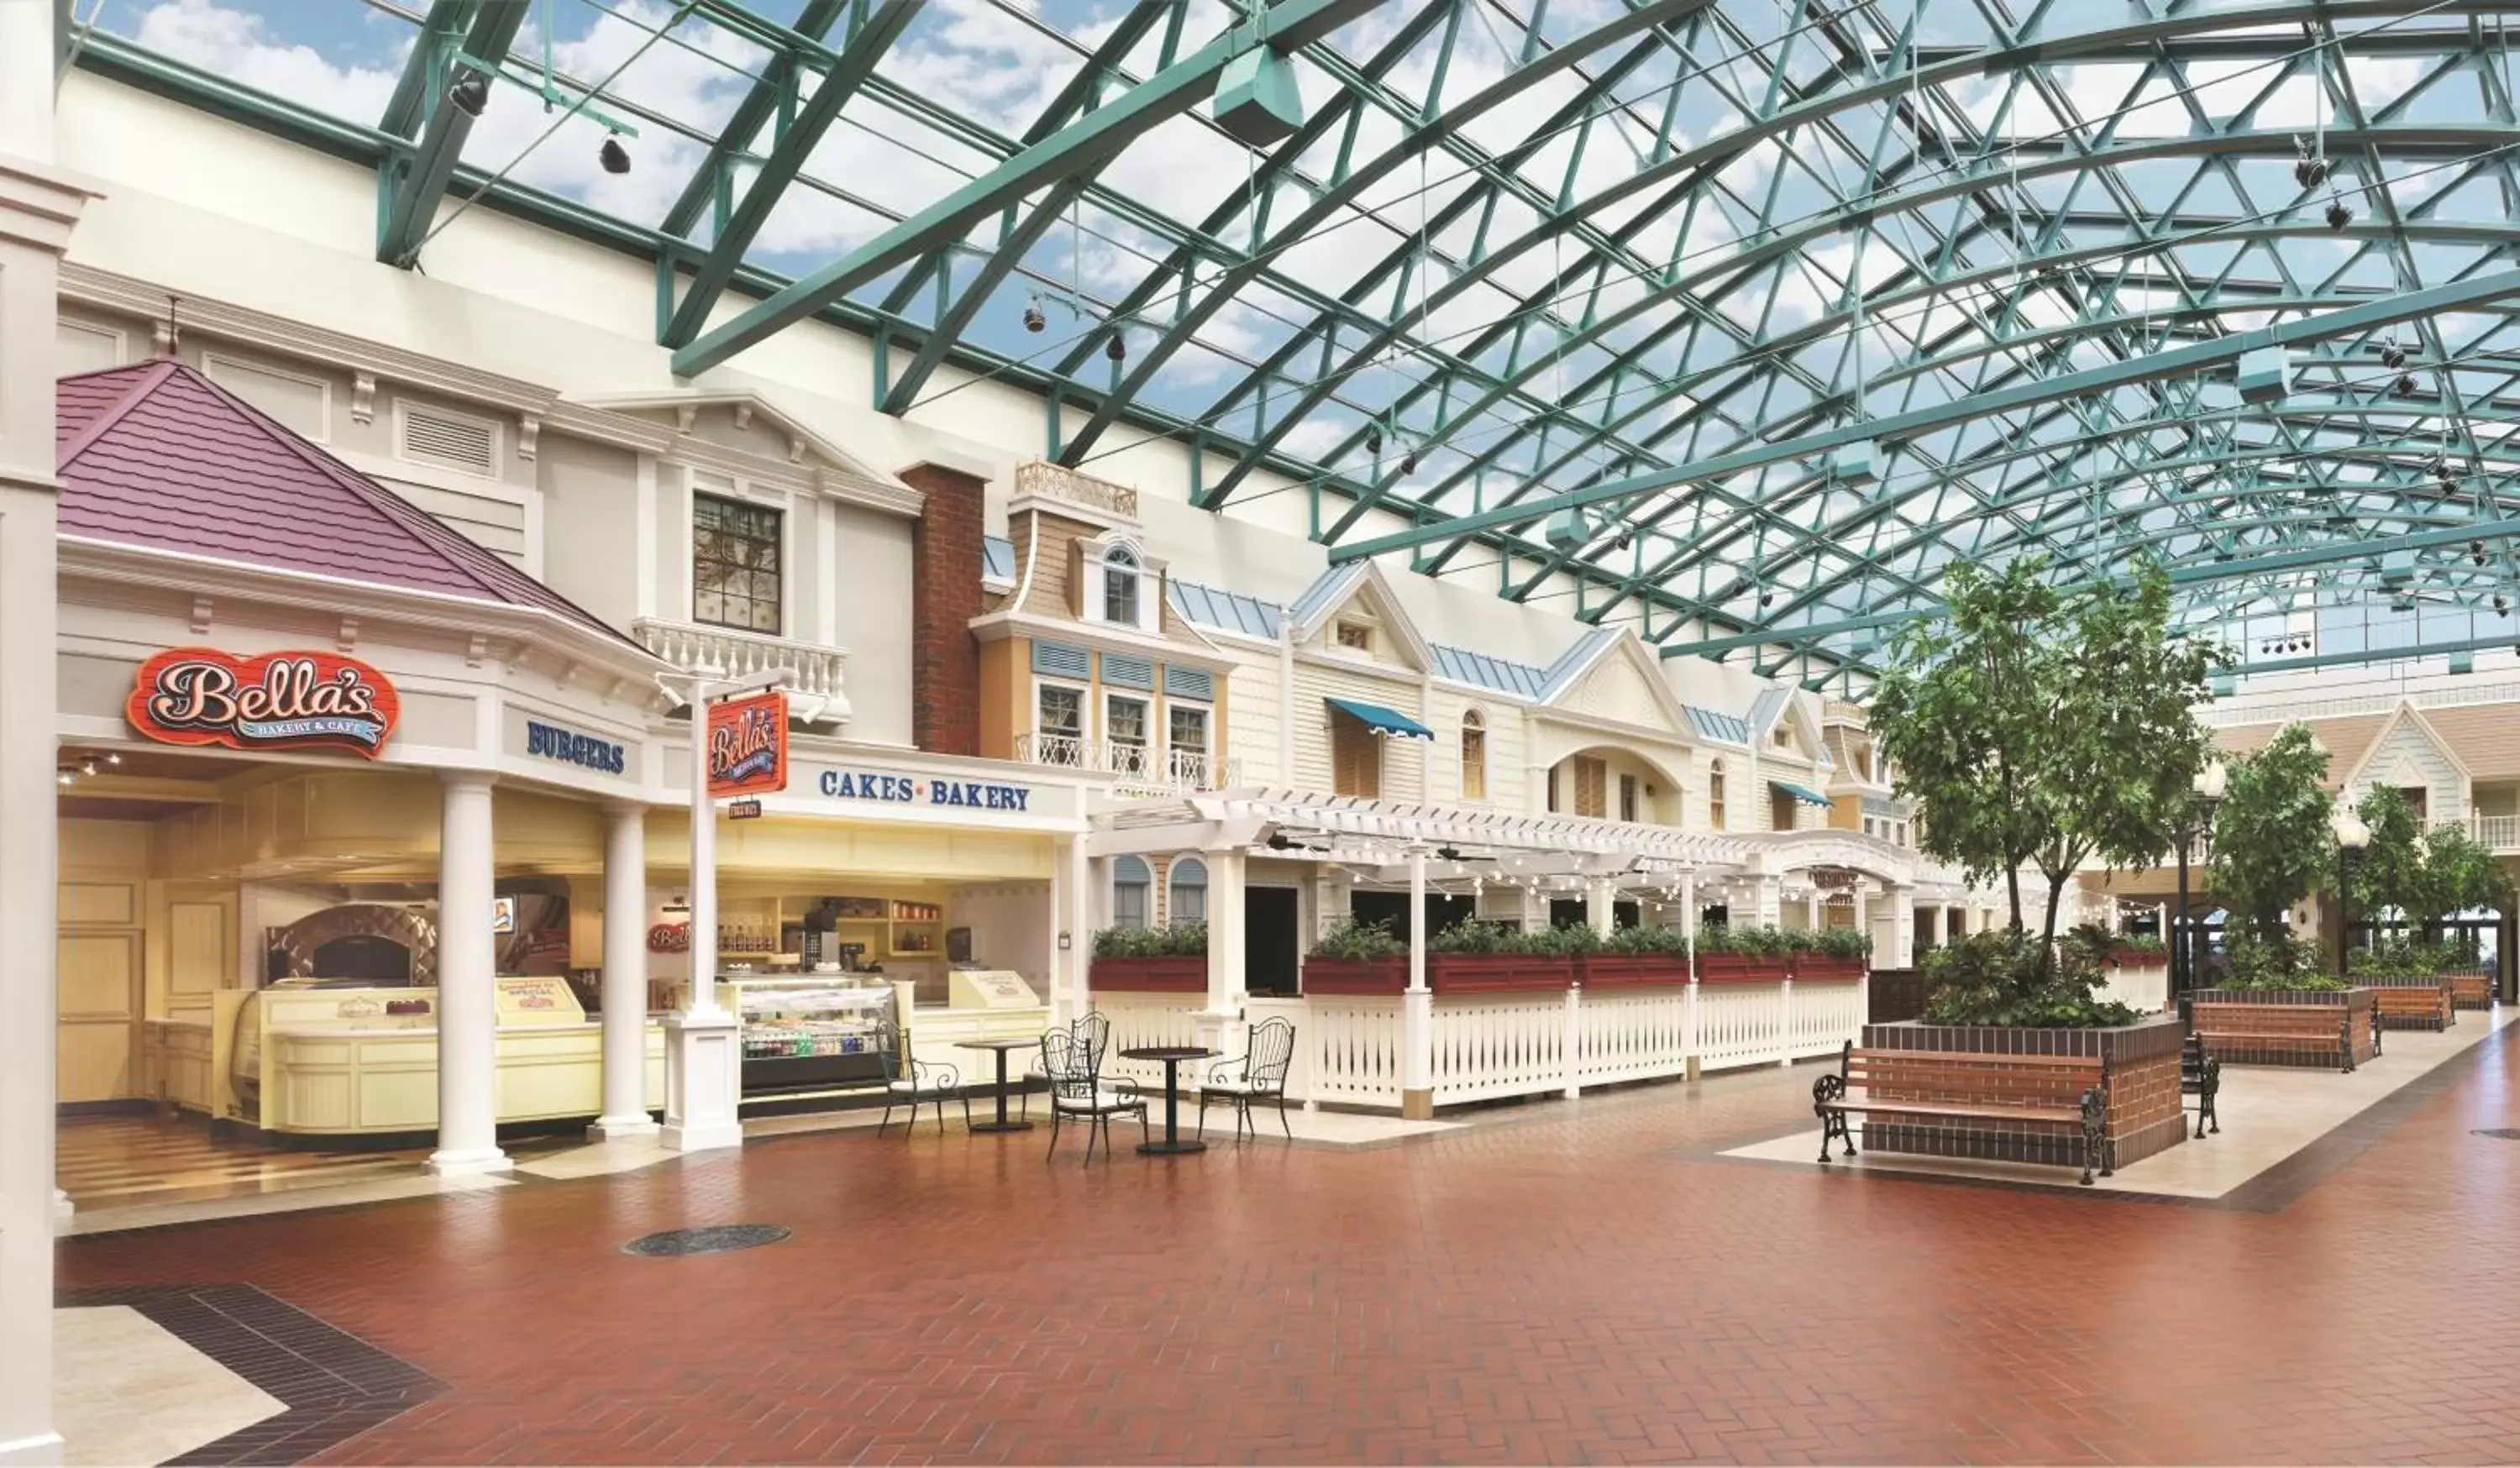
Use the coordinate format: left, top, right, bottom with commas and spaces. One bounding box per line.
729, 978, 898, 1098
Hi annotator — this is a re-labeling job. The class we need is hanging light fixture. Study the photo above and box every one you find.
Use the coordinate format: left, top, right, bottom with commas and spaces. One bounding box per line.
1365, 427, 1383, 456
447, 66, 491, 118
2396, 373, 2420, 398
2292, 136, 2330, 188
2325, 193, 2354, 230
2380, 341, 2408, 370
599, 134, 631, 175
1104, 333, 1126, 363
1021, 296, 1047, 333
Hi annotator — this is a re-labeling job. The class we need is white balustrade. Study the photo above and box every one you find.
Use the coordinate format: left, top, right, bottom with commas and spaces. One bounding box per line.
1787, 980, 1864, 1058
1305, 998, 1404, 1106
1087, 994, 1202, 1089
1013, 733, 1235, 792
1693, 983, 1791, 1072
1577, 987, 1694, 1087
1431, 995, 1567, 1105
2474, 813, 2520, 852
632, 618, 850, 706
1014, 459, 1141, 519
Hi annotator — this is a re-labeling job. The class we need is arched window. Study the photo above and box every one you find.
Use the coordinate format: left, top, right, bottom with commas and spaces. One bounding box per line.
1460, 710, 1487, 801
1102, 543, 1141, 625
1709, 759, 1726, 831
1112, 855, 1152, 930
1168, 856, 1208, 924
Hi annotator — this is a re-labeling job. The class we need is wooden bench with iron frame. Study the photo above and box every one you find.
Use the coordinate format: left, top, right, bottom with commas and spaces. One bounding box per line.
1814, 1041, 2113, 1186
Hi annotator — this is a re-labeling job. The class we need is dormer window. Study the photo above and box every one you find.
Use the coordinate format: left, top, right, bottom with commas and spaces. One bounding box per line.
1336, 620, 1374, 653
1103, 544, 1141, 625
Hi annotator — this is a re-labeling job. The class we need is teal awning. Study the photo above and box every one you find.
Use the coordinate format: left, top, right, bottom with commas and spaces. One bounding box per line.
1326, 696, 1433, 741
1772, 779, 1835, 808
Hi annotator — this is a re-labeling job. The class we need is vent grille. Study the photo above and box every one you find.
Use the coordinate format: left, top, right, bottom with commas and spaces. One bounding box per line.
399, 405, 500, 477
1164, 666, 1214, 702
1101, 653, 1154, 690
1032, 641, 1089, 679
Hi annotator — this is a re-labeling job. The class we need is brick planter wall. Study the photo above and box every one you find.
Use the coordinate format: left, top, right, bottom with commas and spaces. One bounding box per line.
2449, 972, 2493, 1011
1856, 1015, 2188, 1171
1091, 956, 1207, 993
2191, 988, 2377, 1068
2362, 974, 2454, 1031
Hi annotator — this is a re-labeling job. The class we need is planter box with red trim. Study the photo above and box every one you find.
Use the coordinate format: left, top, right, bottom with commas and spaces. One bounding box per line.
1791, 955, 1866, 982
1694, 953, 1791, 984
1430, 953, 1575, 994
1090, 955, 1207, 993
1574, 954, 1692, 989
1302, 955, 1407, 995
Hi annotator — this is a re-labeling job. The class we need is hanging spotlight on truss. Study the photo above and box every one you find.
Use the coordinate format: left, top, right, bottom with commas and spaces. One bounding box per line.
2292, 135, 2331, 188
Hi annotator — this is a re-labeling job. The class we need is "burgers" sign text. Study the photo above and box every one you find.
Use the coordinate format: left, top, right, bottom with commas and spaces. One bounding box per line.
128, 647, 401, 758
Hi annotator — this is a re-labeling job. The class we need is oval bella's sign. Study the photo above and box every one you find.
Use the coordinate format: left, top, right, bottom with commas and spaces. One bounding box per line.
129, 648, 400, 758
706, 690, 789, 798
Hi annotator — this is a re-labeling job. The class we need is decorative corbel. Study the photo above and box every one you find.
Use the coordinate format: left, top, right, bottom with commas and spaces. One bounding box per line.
337, 616, 360, 653
517, 414, 541, 461
786, 433, 807, 464
732, 402, 753, 432
674, 403, 698, 433
465, 634, 489, 668
557, 658, 584, 689
349, 372, 376, 425
189, 596, 213, 635
151, 317, 179, 357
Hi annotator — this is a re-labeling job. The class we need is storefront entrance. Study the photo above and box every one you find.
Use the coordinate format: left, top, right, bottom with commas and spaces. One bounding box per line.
1247, 886, 1300, 996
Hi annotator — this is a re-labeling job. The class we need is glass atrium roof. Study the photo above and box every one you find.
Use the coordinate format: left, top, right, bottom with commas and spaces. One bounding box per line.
76, 0, 2520, 691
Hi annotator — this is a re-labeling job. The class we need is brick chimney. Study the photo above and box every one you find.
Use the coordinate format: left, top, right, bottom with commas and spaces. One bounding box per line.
899, 459, 985, 757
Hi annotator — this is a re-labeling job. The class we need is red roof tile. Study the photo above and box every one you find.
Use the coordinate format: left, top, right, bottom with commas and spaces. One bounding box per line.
56, 360, 637, 649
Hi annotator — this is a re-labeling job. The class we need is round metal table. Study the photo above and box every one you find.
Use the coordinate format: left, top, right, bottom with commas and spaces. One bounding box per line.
954, 1038, 1039, 1133
1120, 1046, 1218, 1155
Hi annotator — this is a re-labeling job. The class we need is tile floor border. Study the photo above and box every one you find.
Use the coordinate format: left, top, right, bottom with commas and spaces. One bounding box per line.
54, 1284, 444, 1466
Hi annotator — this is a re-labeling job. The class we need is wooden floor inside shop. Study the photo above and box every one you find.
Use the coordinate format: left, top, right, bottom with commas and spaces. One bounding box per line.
55, 1112, 572, 1211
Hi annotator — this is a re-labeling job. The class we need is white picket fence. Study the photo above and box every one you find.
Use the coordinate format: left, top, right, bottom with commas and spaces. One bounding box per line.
1095, 977, 1863, 1115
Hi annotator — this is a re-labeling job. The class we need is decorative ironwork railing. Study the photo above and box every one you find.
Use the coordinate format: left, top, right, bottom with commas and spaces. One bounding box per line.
1012, 459, 1139, 519
1013, 733, 1232, 793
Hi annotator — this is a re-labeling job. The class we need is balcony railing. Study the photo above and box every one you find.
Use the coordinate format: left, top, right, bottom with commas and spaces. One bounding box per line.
1012, 460, 1139, 520
633, 618, 851, 713
1015, 732, 1233, 794
2473, 814, 2520, 852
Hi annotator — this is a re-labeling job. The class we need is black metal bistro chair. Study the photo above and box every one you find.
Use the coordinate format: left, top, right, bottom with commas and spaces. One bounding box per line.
1199, 1017, 1296, 1141
1020, 1010, 1113, 1123
1041, 1026, 1147, 1161
875, 1020, 970, 1136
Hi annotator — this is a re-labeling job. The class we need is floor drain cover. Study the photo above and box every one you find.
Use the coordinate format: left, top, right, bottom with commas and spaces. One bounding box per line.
2474, 1130, 2520, 1141
620, 1224, 790, 1257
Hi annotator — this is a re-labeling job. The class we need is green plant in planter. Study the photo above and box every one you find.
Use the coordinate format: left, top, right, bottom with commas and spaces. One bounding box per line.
1310, 915, 1404, 962
1806, 926, 1872, 959
2223, 931, 2345, 991
1604, 924, 1691, 957
1919, 930, 2141, 1028
1520, 923, 1600, 956
1090, 922, 1207, 959
1429, 920, 1517, 954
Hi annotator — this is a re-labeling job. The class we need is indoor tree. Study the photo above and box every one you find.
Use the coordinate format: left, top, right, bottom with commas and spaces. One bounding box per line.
1870, 556, 2220, 952
2205, 724, 2334, 942
2350, 785, 2425, 940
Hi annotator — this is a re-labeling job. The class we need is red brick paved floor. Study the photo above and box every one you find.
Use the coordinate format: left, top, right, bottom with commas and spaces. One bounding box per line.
60, 1028, 2520, 1465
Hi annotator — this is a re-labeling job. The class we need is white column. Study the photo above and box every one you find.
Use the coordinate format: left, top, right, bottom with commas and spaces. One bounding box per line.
1067, 836, 1093, 1015
1851, 884, 1869, 941
1401, 847, 1433, 1119
590, 802, 655, 1140
1806, 889, 1822, 932
1194, 847, 1247, 1066
1047, 837, 1072, 1026
1889, 883, 1915, 969
662, 718, 742, 1153
0, 4, 87, 1455
1588, 877, 1616, 938
430, 773, 510, 1176
1679, 873, 1698, 942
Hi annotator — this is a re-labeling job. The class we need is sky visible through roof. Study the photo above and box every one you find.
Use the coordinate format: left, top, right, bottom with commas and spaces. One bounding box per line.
83, 0, 2520, 691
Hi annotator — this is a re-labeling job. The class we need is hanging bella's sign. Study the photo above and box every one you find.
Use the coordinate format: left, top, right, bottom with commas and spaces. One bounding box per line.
706, 690, 789, 798
129, 648, 399, 758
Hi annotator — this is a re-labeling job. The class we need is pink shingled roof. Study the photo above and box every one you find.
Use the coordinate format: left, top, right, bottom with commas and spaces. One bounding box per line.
56, 359, 637, 647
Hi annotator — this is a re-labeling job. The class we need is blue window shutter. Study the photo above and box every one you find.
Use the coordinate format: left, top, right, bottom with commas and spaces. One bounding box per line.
1164, 666, 1215, 701
1102, 652, 1155, 689
1033, 641, 1089, 679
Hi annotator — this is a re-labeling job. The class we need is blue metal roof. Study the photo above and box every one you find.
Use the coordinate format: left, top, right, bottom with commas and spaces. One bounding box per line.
1168, 577, 1285, 640
1533, 626, 1623, 703
1287, 564, 1368, 632
1683, 705, 1751, 746
981, 535, 1016, 583
1430, 644, 1546, 700
1749, 687, 1792, 738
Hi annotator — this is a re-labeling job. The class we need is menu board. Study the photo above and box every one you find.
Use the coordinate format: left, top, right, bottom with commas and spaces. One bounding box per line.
494, 975, 587, 1028
949, 970, 1040, 1010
